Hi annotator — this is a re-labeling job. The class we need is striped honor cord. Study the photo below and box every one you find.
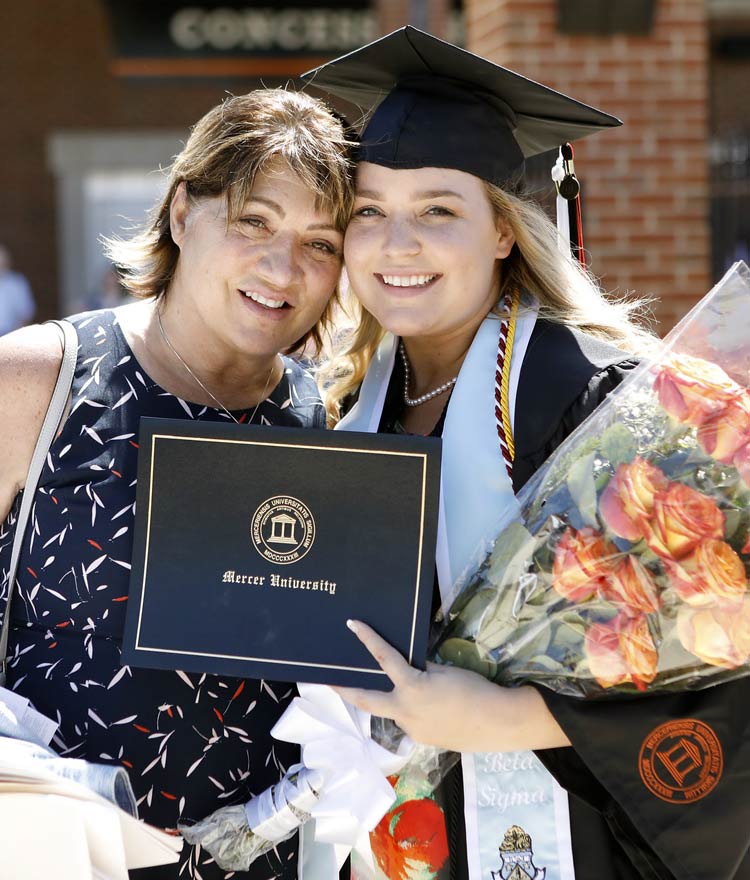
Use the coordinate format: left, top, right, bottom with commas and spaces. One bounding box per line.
494, 291, 520, 480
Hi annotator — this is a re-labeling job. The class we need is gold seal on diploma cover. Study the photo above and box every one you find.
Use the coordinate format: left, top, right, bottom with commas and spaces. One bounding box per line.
251, 496, 316, 565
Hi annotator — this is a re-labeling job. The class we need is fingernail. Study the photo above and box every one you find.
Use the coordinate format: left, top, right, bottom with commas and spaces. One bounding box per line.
346, 619, 358, 633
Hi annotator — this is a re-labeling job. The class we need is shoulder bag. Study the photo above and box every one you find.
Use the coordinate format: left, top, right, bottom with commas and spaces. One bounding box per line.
0, 319, 78, 686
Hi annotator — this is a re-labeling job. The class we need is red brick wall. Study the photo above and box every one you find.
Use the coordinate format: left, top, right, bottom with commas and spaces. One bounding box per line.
0, 3, 273, 320
377, 0, 450, 34
465, 0, 713, 332
2, 1, 717, 330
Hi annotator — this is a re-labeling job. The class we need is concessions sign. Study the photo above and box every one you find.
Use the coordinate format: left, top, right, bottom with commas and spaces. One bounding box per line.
104, 0, 378, 77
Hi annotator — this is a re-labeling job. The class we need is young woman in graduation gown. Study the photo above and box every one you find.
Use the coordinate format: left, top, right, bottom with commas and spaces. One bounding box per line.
308, 28, 750, 880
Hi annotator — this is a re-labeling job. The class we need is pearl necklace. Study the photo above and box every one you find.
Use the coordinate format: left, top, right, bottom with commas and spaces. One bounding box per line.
399, 341, 458, 407
157, 308, 275, 425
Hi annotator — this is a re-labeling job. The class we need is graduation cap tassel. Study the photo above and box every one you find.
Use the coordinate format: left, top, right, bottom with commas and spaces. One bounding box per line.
552, 143, 586, 269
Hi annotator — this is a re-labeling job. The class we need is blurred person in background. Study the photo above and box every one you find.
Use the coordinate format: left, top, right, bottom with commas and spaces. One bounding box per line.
78, 264, 131, 312
0, 243, 35, 336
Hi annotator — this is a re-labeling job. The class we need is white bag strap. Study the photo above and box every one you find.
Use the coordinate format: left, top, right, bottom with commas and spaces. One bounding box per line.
0, 319, 78, 686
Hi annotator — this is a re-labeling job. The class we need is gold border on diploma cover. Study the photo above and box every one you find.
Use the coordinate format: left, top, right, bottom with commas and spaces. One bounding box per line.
133, 433, 430, 677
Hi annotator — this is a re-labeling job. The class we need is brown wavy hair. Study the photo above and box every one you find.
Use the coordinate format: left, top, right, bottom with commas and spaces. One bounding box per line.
104, 88, 353, 356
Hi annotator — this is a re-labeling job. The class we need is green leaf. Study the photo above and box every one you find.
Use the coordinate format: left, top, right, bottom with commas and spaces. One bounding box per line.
476, 585, 523, 651
595, 469, 612, 492
444, 588, 496, 640
550, 619, 586, 654
437, 638, 497, 679
518, 655, 565, 675
556, 612, 588, 642
724, 508, 742, 541
486, 521, 535, 589
566, 451, 599, 527
475, 601, 519, 652
510, 621, 552, 658
599, 422, 637, 469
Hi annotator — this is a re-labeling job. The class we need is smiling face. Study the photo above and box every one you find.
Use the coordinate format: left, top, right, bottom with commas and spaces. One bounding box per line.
343, 163, 514, 347
169, 160, 343, 359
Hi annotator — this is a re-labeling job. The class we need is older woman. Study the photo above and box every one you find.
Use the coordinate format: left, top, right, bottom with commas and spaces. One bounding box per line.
311, 27, 750, 880
0, 88, 351, 880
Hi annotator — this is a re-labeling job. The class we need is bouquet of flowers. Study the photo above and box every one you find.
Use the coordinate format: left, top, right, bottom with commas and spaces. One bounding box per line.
436, 261, 750, 697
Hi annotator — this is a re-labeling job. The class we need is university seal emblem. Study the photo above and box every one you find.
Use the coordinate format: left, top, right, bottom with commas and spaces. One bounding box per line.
251, 495, 315, 565
639, 718, 723, 803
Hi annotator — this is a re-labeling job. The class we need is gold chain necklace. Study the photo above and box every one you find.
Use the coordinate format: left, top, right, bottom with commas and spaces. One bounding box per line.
156, 308, 276, 425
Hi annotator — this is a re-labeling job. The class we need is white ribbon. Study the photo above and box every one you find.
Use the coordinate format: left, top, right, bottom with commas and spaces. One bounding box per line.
272, 683, 412, 870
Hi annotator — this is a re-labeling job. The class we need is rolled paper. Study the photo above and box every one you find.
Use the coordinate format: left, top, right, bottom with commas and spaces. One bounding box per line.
245, 765, 323, 842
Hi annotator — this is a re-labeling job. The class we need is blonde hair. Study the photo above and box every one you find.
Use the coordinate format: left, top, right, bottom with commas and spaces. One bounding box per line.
104, 88, 352, 356
323, 181, 656, 423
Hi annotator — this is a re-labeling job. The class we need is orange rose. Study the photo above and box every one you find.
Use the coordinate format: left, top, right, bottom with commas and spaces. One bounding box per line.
664, 539, 747, 607
696, 392, 750, 463
676, 597, 750, 668
618, 614, 660, 690
552, 527, 618, 603
654, 354, 740, 427
600, 458, 669, 541
601, 555, 660, 615
641, 482, 724, 560
585, 613, 658, 691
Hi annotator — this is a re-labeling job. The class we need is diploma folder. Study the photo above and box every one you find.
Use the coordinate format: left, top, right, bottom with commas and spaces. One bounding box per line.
122, 418, 441, 689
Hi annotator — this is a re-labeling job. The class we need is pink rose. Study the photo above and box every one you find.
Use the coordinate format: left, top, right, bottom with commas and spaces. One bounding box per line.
585, 613, 658, 691
696, 392, 750, 463
601, 555, 660, 615
677, 598, 750, 668
654, 354, 741, 427
733, 442, 750, 487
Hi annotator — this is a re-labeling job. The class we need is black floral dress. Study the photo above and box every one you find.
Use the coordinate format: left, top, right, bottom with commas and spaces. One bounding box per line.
0, 309, 326, 880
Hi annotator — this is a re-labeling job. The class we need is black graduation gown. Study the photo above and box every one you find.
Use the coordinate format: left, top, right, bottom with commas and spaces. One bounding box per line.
512, 322, 750, 880
372, 319, 750, 880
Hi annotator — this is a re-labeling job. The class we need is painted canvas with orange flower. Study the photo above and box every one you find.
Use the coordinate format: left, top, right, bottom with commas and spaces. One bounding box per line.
436, 261, 750, 698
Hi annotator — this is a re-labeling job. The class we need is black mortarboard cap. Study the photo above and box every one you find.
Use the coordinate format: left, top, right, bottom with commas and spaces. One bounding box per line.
302, 26, 621, 187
